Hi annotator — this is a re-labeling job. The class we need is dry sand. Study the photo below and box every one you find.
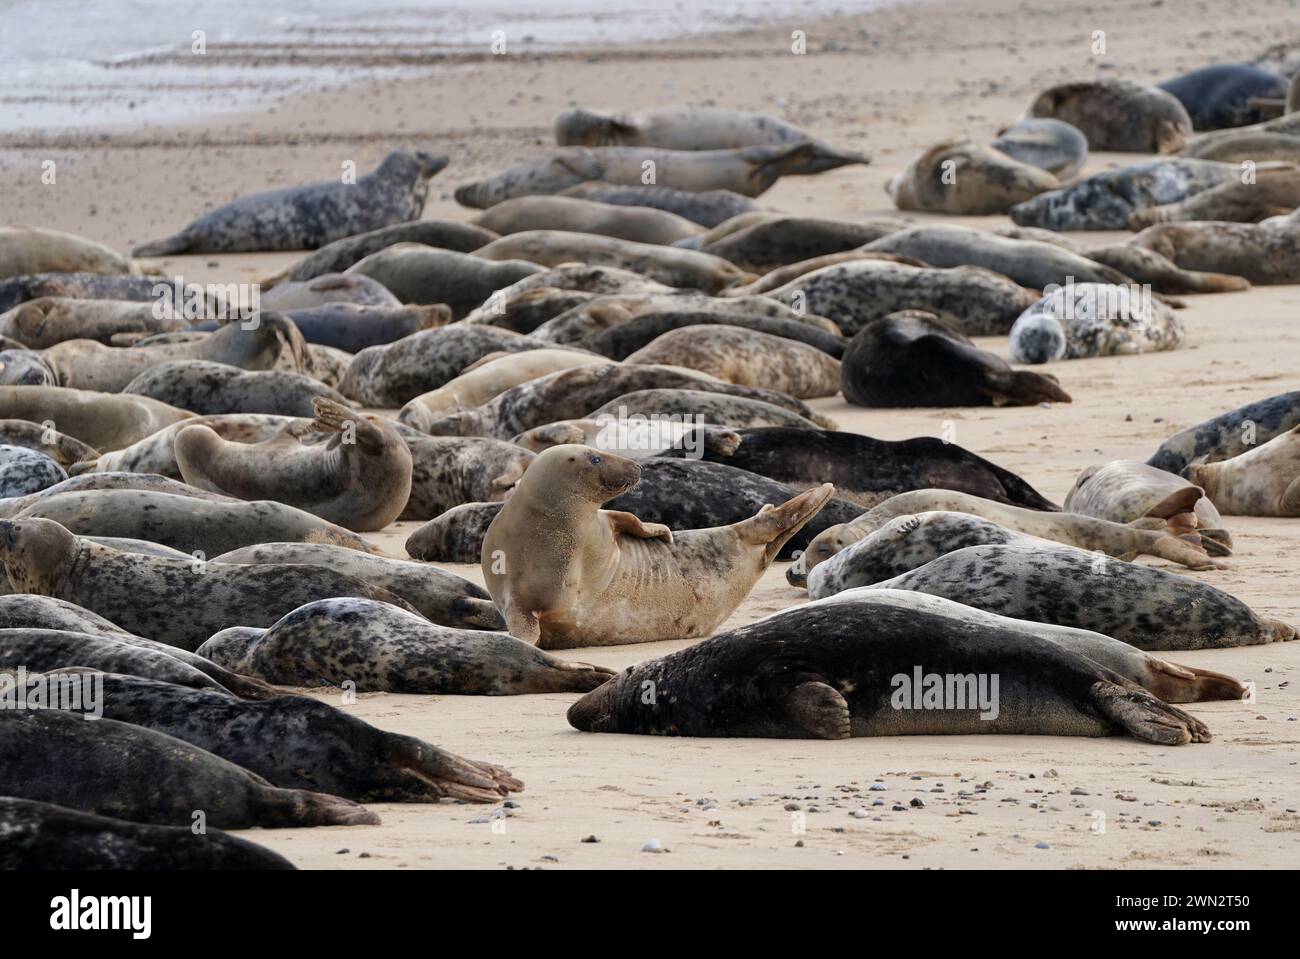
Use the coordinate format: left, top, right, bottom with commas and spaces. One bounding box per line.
3, 0, 1299, 868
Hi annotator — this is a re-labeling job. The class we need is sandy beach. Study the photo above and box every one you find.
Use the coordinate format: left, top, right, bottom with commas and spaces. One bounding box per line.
4, 0, 1299, 869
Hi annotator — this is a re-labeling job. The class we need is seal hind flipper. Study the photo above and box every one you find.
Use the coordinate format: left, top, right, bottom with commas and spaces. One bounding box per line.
132, 230, 195, 258
1151, 659, 1247, 702
735, 482, 834, 562
383, 736, 523, 803
1090, 681, 1210, 745
1280, 475, 1300, 514
781, 680, 851, 739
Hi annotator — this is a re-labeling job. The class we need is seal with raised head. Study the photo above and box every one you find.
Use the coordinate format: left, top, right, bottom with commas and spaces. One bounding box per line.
990, 118, 1088, 178
1027, 80, 1193, 153
567, 590, 1213, 743
199, 597, 614, 694
657, 427, 1060, 511
0, 709, 380, 828
0, 296, 189, 347
554, 106, 867, 173
1184, 425, 1300, 516
1009, 158, 1238, 230
1158, 63, 1289, 130
175, 398, 412, 532
74, 414, 295, 477
472, 195, 703, 245
842, 311, 1070, 407
43, 671, 522, 802
482, 444, 833, 647
269, 219, 499, 284
787, 485, 1220, 586
123, 360, 350, 417
454, 143, 866, 207
1147, 390, 1300, 474
0, 594, 276, 699
865, 543, 1295, 650
886, 139, 1060, 214
559, 181, 762, 227
0, 797, 295, 870
471, 231, 751, 293
0, 518, 414, 650
626, 325, 841, 398
210, 542, 505, 629
133, 150, 449, 256
1008, 282, 1184, 364
0, 227, 136, 281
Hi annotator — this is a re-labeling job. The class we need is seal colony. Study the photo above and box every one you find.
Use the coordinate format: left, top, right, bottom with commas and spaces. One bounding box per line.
4, 32, 1300, 872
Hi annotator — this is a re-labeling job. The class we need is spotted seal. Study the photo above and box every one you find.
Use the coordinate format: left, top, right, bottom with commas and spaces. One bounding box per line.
122, 360, 350, 417
559, 181, 762, 227
344, 244, 543, 318
0, 518, 411, 650
268, 219, 499, 284
577, 310, 846, 361
472, 195, 703, 245
864, 543, 1294, 650
625, 325, 841, 398
0, 709, 380, 827
42, 671, 522, 802
1185, 425, 1300, 516
1147, 390, 1300, 474
1065, 459, 1231, 548
990, 118, 1089, 178
199, 597, 614, 694
0, 385, 192, 451
133, 150, 449, 256
0, 296, 189, 348
1008, 282, 1185, 363
0, 445, 66, 497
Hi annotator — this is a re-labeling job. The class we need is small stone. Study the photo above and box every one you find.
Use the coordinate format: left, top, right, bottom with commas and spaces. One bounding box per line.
541, 855, 558, 863
1035, 841, 1050, 849
850, 809, 868, 818
794, 840, 804, 848
1070, 788, 1089, 796
642, 839, 664, 853
784, 802, 802, 812
910, 798, 925, 808
580, 835, 600, 843
335, 848, 349, 855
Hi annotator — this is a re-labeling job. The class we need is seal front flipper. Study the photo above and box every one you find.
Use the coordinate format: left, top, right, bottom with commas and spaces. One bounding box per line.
1089, 681, 1210, 745
505, 606, 542, 645
605, 509, 673, 543
781, 680, 851, 739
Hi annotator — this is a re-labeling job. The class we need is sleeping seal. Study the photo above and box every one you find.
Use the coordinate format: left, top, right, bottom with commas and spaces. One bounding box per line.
123, 361, 350, 417
481, 444, 833, 647
1065, 459, 1230, 548
198, 598, 615, 694
268, 219, 499, 283
0, 445, 66, 497
471, 195, 703, 245
559, 181, 762, 227
990, 118, 1088, 178
133, 150, 449, 256
567, 590, 1212, 743
1008, 282, 1184, 364
864, 543, 1294, 650
1158, 63, 1289, 130
0, 227, 136, 280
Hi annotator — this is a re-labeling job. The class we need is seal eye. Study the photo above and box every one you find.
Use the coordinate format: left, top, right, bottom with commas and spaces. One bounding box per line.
590, 455, 603, 465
